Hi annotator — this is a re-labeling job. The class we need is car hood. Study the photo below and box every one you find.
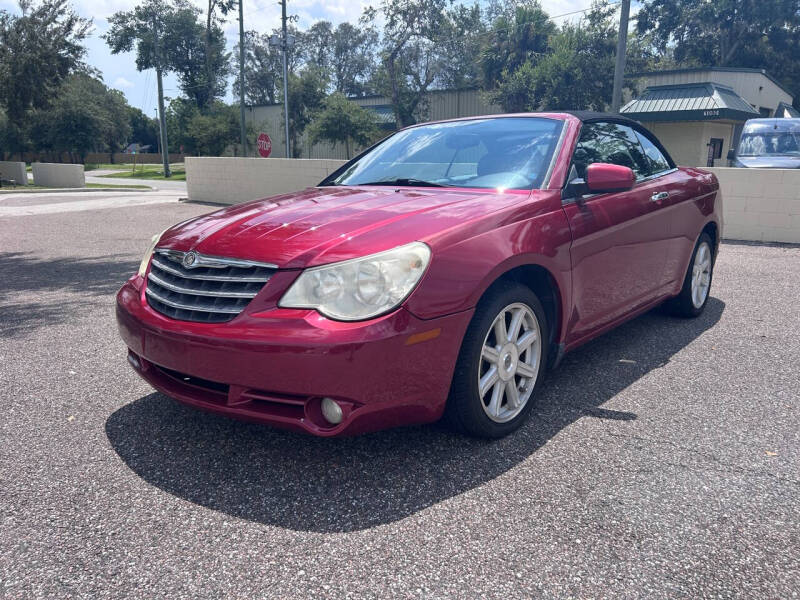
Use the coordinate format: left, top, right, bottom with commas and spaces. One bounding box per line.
158, 186, 532, 268
736, 156, 800, 168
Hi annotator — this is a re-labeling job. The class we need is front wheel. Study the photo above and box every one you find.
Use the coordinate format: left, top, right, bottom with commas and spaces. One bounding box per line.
666, 232, 714, 318
443, 282, 549, 438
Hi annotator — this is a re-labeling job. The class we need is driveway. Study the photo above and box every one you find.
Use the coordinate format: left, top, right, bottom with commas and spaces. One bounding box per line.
1, 198, 798, 598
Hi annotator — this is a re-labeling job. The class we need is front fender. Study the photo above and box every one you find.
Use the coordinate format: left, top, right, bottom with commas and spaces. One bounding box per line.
404, 204, 573, 340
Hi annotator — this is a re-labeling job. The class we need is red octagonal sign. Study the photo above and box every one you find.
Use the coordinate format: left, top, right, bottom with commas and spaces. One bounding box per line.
257, 132, 272, 158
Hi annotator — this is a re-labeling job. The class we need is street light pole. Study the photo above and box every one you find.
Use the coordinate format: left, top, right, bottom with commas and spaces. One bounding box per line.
238, 0, 247, 156
281, 0, 290, 158
611, 0, 631, 113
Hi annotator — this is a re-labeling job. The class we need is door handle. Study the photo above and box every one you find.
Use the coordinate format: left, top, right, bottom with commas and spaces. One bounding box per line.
650, 191, 669, 202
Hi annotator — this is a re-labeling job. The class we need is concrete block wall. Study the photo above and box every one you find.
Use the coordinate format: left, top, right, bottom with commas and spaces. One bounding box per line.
0, 161, 27, 185
31, 163, 85, 188
708, 167, 800, 244
185, 157, 346, 204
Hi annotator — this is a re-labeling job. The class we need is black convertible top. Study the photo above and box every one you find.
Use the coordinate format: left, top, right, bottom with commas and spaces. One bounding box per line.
562, 110, 641, 126
562, 110, 677, 169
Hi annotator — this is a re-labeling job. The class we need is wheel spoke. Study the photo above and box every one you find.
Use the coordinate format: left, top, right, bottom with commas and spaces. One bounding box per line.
516, 361, 537, 379
493, 314, 508, 345
505, 380, 520, 409
507, 308, 524, 343
488, 381, 504, 416
479, 366, 499, 398
481, 345, 500, 365
516, 330, 537, 353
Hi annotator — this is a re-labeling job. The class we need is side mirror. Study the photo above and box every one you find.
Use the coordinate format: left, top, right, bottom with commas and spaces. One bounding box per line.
726, 149, 736, 160
585, 163, 635, 193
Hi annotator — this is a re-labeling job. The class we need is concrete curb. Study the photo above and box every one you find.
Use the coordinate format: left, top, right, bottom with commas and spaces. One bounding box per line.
0, 186, 154, 194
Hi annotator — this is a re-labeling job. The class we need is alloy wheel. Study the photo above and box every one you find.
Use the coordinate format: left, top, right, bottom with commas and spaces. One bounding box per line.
691, 241, 712, 308
478, 302, 542, 423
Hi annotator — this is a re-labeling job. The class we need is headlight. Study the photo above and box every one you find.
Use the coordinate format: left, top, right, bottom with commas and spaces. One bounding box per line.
279, 242, 431, 321
137, 229, 167, 276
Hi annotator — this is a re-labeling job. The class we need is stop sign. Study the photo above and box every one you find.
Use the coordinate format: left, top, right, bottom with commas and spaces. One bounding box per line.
257, 132, 272, 158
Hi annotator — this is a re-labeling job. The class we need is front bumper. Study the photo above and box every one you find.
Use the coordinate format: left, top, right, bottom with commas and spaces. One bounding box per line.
116, 276, 473, 436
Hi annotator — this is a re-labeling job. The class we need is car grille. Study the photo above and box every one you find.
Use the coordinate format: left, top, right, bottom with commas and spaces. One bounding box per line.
145, 249, 276, 323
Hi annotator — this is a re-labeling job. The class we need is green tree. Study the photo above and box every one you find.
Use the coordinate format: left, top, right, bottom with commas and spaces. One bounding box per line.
204, 0, 236, 110
309, 93, 379, 159
371, 0, 448, 127
285, 68, 328, 157
479, 2, 555, 90
233, 25, 305, 106
165, 15, 229, 109
438, 3, 486, 90
28, 74, 132, 161
106, 0, 228, 111
128, 107, 159, 149
0, 0, 91, 155
637, 0, 800, 108
167, 98, 240, 156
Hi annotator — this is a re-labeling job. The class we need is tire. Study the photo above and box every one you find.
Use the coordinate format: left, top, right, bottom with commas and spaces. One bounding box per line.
666, 232, 714, 318
443, 281, 549, 438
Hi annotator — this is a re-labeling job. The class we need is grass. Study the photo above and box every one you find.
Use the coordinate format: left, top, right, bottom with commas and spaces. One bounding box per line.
97, 166, 186, 181
0, 182, 151, 193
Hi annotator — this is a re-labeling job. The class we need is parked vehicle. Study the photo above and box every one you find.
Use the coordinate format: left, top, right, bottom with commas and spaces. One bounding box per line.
733, 118, 800, 168
117, 112, 722, 438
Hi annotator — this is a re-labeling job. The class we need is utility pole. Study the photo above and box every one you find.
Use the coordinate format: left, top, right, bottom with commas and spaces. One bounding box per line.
238, 0, 247, 155
153, 17, 172, 177
611, 0, 631, 113
281, 0, 290, 158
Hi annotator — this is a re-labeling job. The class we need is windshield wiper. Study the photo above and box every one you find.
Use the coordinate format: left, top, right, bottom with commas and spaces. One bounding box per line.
355, 178, 446, 188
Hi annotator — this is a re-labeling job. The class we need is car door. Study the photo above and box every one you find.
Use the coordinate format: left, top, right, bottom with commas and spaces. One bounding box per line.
562, 121, 673, 345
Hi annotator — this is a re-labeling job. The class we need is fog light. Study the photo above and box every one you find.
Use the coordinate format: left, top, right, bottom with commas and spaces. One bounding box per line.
321, 397, 343, 425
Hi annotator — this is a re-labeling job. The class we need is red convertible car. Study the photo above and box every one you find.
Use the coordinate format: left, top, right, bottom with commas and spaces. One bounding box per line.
117, 112, 721, 438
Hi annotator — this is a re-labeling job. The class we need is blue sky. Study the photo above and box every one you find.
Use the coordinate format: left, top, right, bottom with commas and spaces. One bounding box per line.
1, 0, 592, 114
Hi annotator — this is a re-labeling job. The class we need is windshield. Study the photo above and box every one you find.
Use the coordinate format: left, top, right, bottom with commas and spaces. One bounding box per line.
327, 117, 564, 190
738, 131, 800, 156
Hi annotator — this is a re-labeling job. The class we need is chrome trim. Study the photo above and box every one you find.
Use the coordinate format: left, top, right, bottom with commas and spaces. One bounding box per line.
542, 122, 569, 189
154, 248, 279, 270
150, 256, 271, 282
145, 287, 242, 314
147, 271, 259, 298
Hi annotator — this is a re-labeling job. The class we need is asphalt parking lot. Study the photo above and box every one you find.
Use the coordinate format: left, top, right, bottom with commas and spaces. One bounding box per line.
2, 194, 799, 598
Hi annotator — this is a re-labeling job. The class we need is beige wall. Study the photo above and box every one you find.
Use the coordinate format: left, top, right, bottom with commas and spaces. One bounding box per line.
641, 70, 793, 115
0, 161, 27, 185
185, 157, 346, 205
31, 162, 84, 188
709, 167, 800, 244
642, 121, 737, 167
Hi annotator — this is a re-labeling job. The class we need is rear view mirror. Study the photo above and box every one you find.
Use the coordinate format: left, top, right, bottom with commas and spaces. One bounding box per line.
585, 163, 635, 193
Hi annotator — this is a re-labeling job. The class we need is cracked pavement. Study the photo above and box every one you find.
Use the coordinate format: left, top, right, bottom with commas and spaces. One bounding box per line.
1, 198, 799, 598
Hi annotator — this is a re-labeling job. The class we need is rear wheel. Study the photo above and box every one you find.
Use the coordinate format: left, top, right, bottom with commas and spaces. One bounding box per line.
444, 282, 549, 438
666, 232, 714, 318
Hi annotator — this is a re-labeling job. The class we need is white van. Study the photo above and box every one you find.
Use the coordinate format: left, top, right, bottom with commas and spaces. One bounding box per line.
734, 118, 800, 168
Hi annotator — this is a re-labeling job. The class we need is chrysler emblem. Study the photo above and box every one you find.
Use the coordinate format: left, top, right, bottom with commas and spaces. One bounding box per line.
182, 251, 198, 268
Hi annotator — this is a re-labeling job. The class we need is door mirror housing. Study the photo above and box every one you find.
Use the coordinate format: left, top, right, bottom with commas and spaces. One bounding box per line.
585, 163, 635, 193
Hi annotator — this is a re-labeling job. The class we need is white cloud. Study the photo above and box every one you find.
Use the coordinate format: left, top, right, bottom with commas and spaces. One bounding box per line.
113, 76, 134, 89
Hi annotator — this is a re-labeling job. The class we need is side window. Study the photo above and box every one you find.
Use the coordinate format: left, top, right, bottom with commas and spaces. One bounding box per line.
635, 131, 671, 174
573, 122, 650, 180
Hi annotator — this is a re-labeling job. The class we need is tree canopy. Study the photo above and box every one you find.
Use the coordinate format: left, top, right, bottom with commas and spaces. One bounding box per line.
309, 93, 380, 159
0, 0, 91, 153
